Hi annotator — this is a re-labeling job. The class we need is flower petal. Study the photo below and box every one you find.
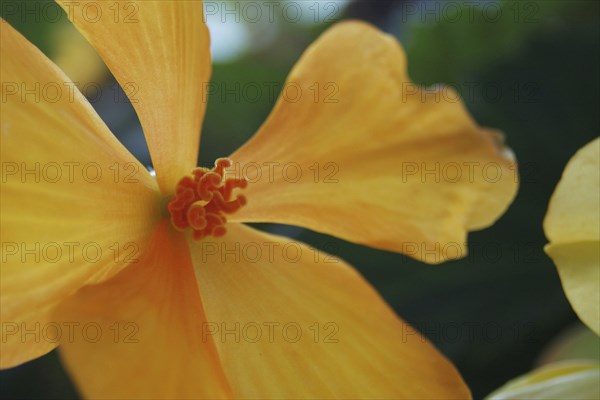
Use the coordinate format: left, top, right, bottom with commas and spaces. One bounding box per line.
544, 138, 600, 244
0, 20, 160, 368
485, 361, 600, 400
55, 221, 232, 399
189, 223, 471, 399
537, 323, 600, 365
545, 243, 600, 334
544, 138, 600, 334
56, 0, 211, 194
228, 21, 518, 263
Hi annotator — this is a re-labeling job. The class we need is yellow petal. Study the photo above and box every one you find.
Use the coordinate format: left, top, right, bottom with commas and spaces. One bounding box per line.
228, 21, 518, 263
485, 361, 600, 400
545, 242, 600, 334
537, 323, 600, 365
0, 20, 160, 368
56, 221, 232, 399
56, 0, 211, 194
189, 223, 471, 399
544, 138, 600, 334
51, 18, 109, 85
544, 138, 600, 243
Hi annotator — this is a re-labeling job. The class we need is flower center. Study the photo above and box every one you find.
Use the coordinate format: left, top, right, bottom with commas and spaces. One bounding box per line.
167, 158, 247, 240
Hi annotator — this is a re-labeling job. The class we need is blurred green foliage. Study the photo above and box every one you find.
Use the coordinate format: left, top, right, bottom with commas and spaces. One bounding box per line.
1, 1, 599, 399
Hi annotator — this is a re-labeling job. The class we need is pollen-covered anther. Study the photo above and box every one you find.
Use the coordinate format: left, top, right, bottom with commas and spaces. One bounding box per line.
167, 158, 247, 240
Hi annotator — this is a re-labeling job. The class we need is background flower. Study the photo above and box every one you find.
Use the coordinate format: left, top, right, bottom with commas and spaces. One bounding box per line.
544, 138, 600, 335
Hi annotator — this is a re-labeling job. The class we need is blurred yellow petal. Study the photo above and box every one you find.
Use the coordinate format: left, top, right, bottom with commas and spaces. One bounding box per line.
56, 0, 211, 194
229, 21, 518, 263
0, 20, 160, 368
545, 242, 600, 334
544, 138, 600, 243
485, 361, 600, 400
544, 138, 600, 334
51, 19, 109, 86
537, 323, 600, 365
190, 223, 471, 399
56, 221, 232, 399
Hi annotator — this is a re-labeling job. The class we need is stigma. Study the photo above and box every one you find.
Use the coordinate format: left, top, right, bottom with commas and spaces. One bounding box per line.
167, 158, 247, 240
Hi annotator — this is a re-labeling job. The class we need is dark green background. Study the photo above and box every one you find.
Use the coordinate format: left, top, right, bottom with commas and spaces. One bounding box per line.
1, 1, 599, 399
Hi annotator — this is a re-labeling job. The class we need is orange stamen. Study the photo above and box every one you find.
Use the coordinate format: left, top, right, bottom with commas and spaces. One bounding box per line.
167, 158, 247, 239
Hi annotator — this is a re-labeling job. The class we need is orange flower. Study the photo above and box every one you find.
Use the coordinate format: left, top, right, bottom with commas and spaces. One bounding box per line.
1, 2, 517, 398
